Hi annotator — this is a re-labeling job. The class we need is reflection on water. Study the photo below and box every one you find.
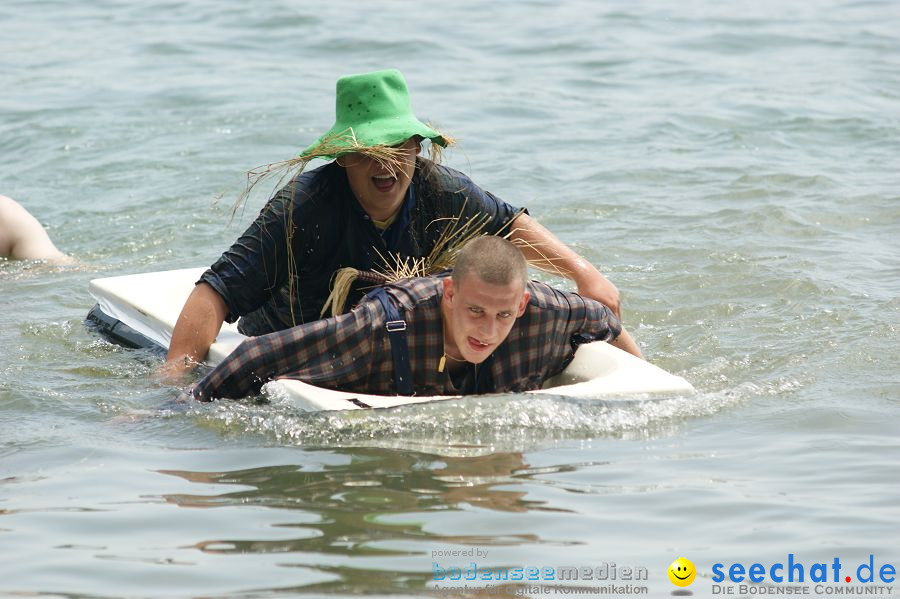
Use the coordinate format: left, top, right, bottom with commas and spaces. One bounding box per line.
160, 449, 541, 552
158, 448, 551, 593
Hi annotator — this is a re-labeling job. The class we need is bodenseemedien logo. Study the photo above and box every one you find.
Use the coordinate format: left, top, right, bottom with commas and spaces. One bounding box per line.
668, 557, 697, 587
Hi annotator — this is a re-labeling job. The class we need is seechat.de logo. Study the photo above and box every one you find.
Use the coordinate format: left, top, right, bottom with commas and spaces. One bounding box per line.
668, 557, 697, 587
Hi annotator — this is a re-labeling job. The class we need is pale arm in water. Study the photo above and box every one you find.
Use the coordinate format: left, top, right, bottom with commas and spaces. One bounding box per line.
0, 195, 71, 264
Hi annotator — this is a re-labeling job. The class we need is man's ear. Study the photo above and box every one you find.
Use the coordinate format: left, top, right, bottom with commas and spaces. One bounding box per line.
442, 277, 455, 303
516, 290, 530, 317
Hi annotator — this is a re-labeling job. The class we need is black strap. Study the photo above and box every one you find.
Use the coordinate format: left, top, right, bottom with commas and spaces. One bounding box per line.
368, 287, 414, 396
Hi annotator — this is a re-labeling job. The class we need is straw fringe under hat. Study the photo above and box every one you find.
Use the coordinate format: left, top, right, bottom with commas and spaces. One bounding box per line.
300, 69, 452, 161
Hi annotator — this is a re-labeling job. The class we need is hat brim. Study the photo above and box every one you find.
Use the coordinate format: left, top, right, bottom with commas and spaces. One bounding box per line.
300, 117, 448, 160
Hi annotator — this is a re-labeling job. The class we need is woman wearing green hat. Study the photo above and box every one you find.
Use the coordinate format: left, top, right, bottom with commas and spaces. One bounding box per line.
164, 69, 622, 376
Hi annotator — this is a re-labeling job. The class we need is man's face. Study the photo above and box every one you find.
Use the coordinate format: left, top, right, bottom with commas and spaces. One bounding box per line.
442, 273, 530, 364
340, 137, 419, 220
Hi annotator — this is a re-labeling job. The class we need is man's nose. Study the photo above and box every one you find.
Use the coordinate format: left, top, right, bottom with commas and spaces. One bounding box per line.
477, 317, 497, 340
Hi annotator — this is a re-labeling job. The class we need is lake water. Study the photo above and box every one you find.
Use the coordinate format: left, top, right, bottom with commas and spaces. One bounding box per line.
1, 0, 898, 597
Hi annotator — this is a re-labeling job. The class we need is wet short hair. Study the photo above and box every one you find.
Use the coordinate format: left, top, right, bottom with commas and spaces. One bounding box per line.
452, 236, 527, 289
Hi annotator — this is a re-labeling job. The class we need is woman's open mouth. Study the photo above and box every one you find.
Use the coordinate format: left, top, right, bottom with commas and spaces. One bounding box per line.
372, 174, 396, 193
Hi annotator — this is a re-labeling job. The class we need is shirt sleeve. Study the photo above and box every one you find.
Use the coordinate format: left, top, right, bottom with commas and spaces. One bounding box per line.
572, 294, 622, 345
198, 183, 296, 323
192, 304, 376, 400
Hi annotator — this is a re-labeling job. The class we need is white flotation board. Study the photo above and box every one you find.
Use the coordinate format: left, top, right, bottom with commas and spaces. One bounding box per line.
87, 268, 694, 411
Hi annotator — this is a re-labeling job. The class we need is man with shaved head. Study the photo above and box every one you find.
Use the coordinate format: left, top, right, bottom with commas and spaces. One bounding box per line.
192, 236, 640, 401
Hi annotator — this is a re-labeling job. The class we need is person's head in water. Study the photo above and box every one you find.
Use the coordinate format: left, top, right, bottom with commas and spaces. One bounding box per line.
301, 69, 453, 222
442, 236, 530, 364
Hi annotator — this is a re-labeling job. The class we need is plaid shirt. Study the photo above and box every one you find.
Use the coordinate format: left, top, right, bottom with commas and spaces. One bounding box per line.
192, 276, 621, 400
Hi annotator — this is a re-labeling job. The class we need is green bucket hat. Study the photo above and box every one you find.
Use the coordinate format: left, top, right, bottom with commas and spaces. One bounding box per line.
300, 69, 449, 160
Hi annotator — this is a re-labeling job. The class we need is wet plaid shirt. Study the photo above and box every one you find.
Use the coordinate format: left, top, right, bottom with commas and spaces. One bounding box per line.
192, 276, 621, 400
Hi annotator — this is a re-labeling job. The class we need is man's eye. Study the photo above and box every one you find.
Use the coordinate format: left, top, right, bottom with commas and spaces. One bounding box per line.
468, 308, 483, 315
498, 312, 511, 319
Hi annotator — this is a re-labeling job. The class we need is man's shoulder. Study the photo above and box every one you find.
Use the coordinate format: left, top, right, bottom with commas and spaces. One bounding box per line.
525, 280, 573, 310
524, 280, 606, 314
385, 276, 445, 311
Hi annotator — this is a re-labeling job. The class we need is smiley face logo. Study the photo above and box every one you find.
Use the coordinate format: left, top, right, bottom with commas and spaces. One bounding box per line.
668, 557, 696, 586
